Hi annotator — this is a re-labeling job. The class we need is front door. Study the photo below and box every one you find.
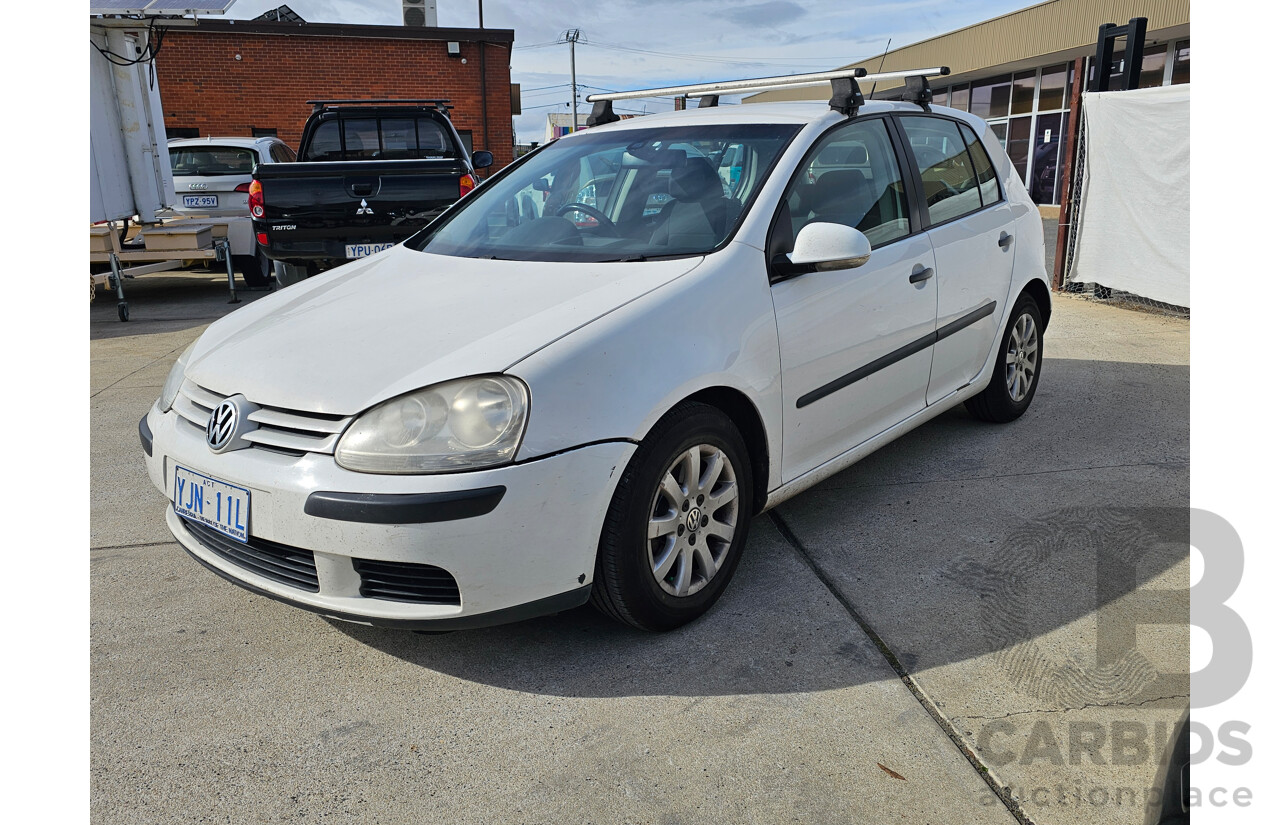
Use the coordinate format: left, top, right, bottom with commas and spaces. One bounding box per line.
768, 117, 938, 482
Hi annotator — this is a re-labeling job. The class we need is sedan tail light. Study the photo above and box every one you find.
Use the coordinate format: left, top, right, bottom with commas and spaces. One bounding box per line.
459, 174, 476, 198
234, 182, 251, 193
248, 180, 264, 218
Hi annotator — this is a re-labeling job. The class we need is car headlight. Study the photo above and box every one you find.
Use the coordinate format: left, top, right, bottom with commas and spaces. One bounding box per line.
158, 343, 195, 412
335, 375, 529, 474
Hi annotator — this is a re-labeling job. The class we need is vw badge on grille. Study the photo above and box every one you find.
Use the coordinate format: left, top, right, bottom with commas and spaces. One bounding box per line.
207, 400, 239, 451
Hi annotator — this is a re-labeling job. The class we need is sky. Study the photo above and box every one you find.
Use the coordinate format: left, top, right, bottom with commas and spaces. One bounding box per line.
224, 0, 1035, 143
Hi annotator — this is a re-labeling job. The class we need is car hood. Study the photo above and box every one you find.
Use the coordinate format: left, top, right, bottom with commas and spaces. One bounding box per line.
187, 245, 702, 415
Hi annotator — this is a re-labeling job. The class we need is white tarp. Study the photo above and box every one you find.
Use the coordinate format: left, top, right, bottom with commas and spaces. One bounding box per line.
1067, 85, 1190, 308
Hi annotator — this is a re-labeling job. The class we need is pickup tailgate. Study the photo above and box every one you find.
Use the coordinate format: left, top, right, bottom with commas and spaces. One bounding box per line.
253, 158, 468, 261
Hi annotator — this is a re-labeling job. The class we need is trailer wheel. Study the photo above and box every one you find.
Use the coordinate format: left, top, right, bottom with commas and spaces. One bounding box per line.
117, 301, 129, 322
234, 250, 273, 289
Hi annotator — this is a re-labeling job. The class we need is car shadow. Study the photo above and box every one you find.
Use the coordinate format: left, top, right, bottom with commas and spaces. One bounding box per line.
328, 356, 1190, 702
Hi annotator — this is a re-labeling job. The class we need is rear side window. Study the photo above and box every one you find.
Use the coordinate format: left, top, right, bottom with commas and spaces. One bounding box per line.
900, 117, 984, 225
302, 116, 456, 161
959, 123, 1000, 206
305, 121, 342, 161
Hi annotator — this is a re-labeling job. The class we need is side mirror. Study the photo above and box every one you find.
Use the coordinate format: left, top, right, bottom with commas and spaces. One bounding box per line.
471, 150, 494, 169
787, 222, 872, 272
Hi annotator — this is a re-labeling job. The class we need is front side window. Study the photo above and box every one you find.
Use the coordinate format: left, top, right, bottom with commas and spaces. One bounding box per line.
772, 117, 910, 251
901, 117, 984, 225
410, 123, 799, 263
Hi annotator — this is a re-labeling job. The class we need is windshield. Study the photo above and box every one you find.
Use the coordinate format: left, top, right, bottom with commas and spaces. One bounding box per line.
169, 146, 257, 176
410, 123, 800, 262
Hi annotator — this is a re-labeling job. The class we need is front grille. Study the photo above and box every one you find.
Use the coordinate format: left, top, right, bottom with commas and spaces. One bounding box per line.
354, 558, 461, 605
181, 517, 320, 592
172, 380, 351, 457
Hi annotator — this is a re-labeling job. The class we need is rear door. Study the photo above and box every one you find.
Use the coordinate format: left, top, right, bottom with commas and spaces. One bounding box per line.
897, 116, 1016, 404
769, 116, 938, 481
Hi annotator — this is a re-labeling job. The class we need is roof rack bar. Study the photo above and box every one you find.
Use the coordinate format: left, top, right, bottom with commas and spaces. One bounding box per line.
587, 67, 949, 105
687, 67, 951, 100
585, 68, 868, 103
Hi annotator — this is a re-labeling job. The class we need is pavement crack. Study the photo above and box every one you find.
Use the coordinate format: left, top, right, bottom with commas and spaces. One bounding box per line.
951, 694, 1189, 722
91, 540, 177, 552
768, 509, 1037, 825
814, 460, 1188, 493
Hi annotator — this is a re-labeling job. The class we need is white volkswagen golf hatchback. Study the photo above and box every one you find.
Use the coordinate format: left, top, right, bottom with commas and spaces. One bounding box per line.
141, 93, 1049, 632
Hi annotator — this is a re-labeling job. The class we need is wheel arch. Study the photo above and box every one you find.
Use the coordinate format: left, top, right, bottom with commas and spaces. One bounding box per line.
680, 386, 771, 516
1021, 277, 1052, 331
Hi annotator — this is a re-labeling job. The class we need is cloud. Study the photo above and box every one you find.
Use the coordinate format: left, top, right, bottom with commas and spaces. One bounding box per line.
724, 1, 807, 28
222, 0, 1033, 142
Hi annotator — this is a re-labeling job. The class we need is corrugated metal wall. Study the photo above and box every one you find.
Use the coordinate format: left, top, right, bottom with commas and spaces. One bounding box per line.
751, 0, 1190, 101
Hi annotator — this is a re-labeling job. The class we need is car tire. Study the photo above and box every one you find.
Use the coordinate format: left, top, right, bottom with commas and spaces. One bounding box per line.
234, 250, 273, 289
590, 401, 754, 632
965, 292, 1044, 423
274, 261, 309, 288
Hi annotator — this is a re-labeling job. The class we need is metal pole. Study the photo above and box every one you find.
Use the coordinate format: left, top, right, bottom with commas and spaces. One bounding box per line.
570, 36, 578, 132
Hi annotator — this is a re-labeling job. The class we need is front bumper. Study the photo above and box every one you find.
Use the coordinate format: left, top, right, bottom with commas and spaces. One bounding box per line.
144, 404, 634, 628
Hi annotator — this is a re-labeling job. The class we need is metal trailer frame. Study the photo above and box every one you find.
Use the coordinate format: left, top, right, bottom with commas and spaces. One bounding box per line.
91, 219, 241, 321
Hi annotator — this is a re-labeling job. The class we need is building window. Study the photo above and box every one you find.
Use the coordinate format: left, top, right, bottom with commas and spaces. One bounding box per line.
456, 130, 474, 156
252, 127, 278, 138
969, 76, 1011, 119
1011, 70, 1036, 115
1139, 45, 1169, 89
1037, 64, 1068, 111
168, 127, 199, 139
1171, 41, 1190, 85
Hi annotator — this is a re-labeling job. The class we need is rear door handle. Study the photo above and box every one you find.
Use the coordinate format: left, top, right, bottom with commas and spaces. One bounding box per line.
909, 264, 934, 284
998, 232, 1013, 249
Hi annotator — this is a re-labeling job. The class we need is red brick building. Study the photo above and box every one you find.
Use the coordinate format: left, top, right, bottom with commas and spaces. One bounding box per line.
154, 19, 516, 168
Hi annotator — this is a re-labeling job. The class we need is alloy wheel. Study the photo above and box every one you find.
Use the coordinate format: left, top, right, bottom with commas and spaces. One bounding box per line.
1005, 312, 1039, 403
646, 444, 740, 597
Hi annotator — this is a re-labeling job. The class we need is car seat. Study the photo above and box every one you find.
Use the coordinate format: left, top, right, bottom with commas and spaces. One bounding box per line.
649, 157, 732, 250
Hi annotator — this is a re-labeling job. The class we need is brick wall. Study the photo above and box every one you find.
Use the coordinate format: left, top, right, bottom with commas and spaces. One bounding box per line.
154, 25, 515, 168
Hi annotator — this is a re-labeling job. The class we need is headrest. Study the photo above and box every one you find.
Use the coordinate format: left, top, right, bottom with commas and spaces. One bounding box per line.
669, 157, 723, 201
911, 143, 948, 170
812, 169, 871, 212
845, 143, 869, 164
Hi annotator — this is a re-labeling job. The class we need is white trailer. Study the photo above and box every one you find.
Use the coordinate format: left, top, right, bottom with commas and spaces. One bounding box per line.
90, 3, 244, 321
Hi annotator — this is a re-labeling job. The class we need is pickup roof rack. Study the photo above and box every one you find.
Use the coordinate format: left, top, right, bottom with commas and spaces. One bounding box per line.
583, 66, 949, 126
307, 99, 454, 115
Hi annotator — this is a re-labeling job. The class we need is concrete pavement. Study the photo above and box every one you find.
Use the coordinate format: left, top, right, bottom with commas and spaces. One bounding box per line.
90, 273, 1188, 824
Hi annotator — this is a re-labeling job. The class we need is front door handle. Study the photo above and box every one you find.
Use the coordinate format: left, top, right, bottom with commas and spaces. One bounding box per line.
909, 264, 934, 284
998, 232, 1014, 249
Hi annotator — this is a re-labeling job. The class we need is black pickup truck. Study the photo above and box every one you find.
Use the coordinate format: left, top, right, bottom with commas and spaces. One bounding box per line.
251, 100, 493, 282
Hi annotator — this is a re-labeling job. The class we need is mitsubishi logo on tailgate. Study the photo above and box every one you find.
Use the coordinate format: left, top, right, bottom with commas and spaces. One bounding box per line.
356, 198, 374, 215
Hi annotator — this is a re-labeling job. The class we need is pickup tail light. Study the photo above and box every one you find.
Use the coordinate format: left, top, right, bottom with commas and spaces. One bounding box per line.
248, 180, 264, 218
459, 174, 476, 198
256, 232, 268, 246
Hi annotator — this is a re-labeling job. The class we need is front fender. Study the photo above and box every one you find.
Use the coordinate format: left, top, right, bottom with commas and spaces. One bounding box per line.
509, 242, 784, 493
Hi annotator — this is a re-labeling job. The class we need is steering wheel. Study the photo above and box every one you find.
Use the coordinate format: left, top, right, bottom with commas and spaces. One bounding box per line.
555, 202, 618, 235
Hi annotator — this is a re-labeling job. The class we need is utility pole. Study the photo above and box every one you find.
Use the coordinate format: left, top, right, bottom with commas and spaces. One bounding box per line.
562, 29, 582, 131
